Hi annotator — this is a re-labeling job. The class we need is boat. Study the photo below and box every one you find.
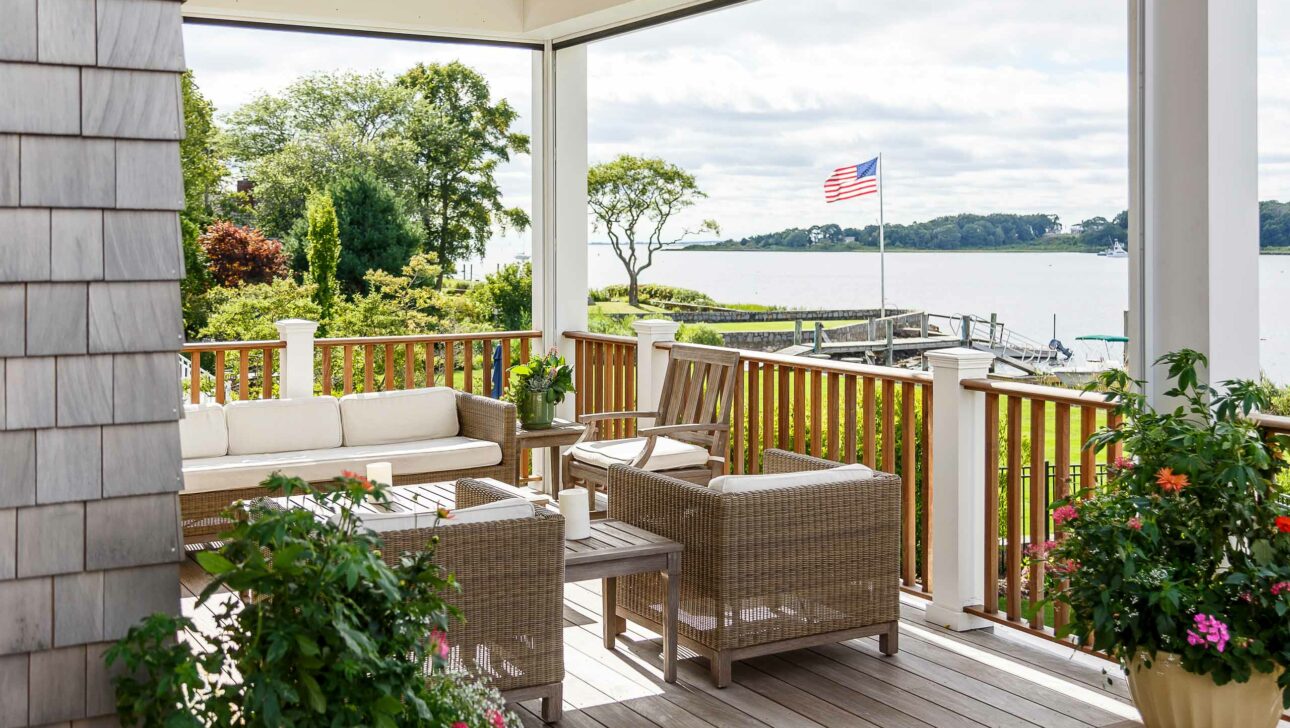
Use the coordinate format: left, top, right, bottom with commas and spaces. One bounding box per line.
1046, 334, 1127, 386
1097, 241, 1128, 258
514, 252, 531, 262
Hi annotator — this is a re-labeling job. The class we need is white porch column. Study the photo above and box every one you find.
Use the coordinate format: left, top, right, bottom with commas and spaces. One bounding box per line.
632, 319, 680, 417
531, 45, 589, 405
275, 318, 319, 399
1128, 0, 1259, 403
924, 348, 995, 632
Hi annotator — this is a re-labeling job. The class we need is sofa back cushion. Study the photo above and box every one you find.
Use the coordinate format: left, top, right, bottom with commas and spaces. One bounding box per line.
340, 387, 459, 447
180, 403, 228, 459
225, 397, 343, 455
709, 463, 875, 494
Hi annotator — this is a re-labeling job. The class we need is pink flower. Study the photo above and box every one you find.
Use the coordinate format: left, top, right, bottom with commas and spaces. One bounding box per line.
453, 723, 468, 728
429, 629, 450, 659
1272, 582, 1290, 596
1114, 455, 1135, 470
1025, 540, 1058, 559
1049, 559, 1080, 575
488, 708, 506, 728
1240, 591, 1254, 603
1186, 613, 1230, 653
1127, 517, 1142, 531
1053, 504, 1078, 525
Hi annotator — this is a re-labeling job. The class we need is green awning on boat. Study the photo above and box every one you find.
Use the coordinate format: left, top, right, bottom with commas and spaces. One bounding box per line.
1074, 334, 1129, 343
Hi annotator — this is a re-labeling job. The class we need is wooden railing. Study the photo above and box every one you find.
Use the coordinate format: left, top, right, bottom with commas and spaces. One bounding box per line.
959, 378, 1120, 643
314, 331, 542, 397
565, 331, 637, 438
182, 340, 286, 404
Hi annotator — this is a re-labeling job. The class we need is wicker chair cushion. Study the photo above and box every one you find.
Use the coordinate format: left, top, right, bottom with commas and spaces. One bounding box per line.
442, 497, 534, 525
182, 436, 502, 493
570, 436, 710, 472
339, 387, 459, 446
708, 463, 875, 493
180, 403, 228, 459
225, 397, 342, 455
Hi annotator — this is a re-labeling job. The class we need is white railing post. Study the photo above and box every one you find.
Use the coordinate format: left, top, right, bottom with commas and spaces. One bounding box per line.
632, 319, 680, 422
275, 318, 319, 399
925, 347, 995, 631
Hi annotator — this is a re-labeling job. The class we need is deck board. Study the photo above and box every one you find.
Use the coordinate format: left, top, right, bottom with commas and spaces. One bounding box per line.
179, 556, 1160, 727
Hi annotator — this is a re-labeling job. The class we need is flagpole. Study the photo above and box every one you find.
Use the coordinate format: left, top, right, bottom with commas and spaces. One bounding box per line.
878, 152, 886, 318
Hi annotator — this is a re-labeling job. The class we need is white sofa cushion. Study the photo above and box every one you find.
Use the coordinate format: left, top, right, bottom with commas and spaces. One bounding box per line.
180, 403, 228, 459
441, 497, 534, 526
569, 436, 710, 472
708, 463, 875, 494
225, 397, 342, 456
340, 387, 459, 447
182, 436, 501, 494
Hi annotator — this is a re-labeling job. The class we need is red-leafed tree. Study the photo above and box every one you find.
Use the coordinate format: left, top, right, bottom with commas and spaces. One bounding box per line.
199, 221, 289, 287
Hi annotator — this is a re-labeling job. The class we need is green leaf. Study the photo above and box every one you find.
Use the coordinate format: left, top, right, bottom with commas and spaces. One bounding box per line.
194, 550, 235, 575
300, 672, 327, 713
1252, 539, 1276, 566
295, 633, 320, 657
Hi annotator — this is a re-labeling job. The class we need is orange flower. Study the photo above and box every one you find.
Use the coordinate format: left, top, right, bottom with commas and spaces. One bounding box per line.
436, 507, 453, 520
341, 470, 373, 491
1276, 516, 1290, 534
1155, 467, 1189, 493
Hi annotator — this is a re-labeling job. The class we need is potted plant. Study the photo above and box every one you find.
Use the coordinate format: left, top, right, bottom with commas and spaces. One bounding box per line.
506, 348, 574, 429
106, 473, 516, 727
1043, 350, 1290, 728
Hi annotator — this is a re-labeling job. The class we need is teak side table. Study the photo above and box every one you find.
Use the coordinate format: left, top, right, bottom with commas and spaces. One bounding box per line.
516, 419, 586, 495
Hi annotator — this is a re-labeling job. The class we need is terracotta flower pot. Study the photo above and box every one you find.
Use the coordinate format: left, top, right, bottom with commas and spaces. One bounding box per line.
1128, 652, 1283, 728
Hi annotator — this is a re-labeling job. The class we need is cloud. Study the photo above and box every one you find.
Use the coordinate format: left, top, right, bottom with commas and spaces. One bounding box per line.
184, 0, 1288, 245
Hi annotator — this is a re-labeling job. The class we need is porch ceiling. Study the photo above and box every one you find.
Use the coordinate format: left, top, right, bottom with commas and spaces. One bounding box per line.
180, 0, 748, 47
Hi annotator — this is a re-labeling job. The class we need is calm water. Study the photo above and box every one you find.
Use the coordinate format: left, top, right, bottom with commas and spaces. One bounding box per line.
481, 246, 1290, 383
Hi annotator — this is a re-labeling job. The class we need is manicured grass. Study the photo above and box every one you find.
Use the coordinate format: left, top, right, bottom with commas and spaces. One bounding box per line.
589, 301, 669, 315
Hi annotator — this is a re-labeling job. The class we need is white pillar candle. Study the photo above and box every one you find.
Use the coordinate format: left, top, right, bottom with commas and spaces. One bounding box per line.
559, 488, 591, 540
366, 461, 393, 486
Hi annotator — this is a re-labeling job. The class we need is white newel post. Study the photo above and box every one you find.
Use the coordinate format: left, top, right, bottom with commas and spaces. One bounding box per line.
276, 319, 319, 399
632, 319, 680, 421
924, 347, 995, 631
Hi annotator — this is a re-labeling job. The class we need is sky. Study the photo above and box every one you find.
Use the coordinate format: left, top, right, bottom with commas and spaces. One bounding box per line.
182, 0, 1290, 244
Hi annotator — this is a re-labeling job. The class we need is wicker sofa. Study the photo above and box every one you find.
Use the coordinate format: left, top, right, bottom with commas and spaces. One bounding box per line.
179, 388, 516, 542
606, 449, 901, 687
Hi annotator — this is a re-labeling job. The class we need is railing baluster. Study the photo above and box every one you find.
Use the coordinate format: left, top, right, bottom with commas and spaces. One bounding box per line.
343, 345, 354, 394
1053, 402, 1072, 632
463, 340, 474, 394
901, 380, 916, 587
213, 351, 226, 404
1006, 395, 1023, 622
793, 367, 806, 453
189, 350, 201, 404
1029, 398, 1046, 630
426, 341, 437, 387
984, 392, 1000, 614
482, 339, 493, 396
500, 339, 511, 393
921, 384, 933, 592
826, 373, 840, 460
862, 376, 876, 467
262, 348, 274, 398
1080, 406, 1097, 497
404, 342, 415, 389
882, 379, 896, 471
444, 340, 455, 390
624, 342, 636, 436
239, 350, 250, 401
747, 362, 760, 473
777, 365, 790, 449
320, 345, 331, 397
844, 374, 858, 463
363, 344, 375, 392
607, 344, 619, 439
383, 344, 395, 391
809, 369, 822, 457
732, 362, 745, 474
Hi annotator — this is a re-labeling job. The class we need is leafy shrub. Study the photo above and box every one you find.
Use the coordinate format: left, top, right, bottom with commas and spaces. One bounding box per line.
678, 323, 723, 346
106, 473, 516, 727
469, 262, 532, 331
587, 311, 635, 337
593, 284, 714, 306
199, 220, 289, 287
198, 278, 320, 342
1046, 351, 1290, 703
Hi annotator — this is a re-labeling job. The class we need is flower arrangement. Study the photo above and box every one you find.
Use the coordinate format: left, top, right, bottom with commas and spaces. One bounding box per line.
106, 473, 515, 727
505, 348, 574, 428
1043, 350, 1290, 707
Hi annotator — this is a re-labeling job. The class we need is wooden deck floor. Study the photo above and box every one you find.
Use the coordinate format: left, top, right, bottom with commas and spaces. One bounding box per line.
179, 556, 1165, 728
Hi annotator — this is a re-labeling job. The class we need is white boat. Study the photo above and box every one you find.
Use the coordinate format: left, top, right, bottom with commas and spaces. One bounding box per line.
1047, 334, 1127, 386
1097, 241, 1128, 258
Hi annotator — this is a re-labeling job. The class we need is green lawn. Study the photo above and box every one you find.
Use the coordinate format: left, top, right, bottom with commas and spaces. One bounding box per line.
588, 301, 669, 315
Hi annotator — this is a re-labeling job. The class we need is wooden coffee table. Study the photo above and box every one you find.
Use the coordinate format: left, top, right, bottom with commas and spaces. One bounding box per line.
564, 519, 682, 683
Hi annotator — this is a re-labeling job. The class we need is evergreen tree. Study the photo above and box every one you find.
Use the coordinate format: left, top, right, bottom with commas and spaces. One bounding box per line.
328, 169, 422, 293
306, 192, 341, 329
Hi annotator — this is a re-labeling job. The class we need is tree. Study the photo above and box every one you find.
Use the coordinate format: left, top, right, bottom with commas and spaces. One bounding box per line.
305, 192, 341, 327
469, 262, 531, 331
587, 155, 718, 306
398, 62, 530, 288
178, 72, 225, 335
329, 253, 445, 337
327, 169, 421, 293
222, 71, 416, 238
198, 278, 320, 342
199, 221, 289, 287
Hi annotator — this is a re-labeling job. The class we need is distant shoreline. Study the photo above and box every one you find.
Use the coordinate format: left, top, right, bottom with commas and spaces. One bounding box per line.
672, 245, 1290, 255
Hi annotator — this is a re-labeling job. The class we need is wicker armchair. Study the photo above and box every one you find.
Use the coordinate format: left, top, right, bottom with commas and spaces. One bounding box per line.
381, 478, 565, 722
180, 391, 518, 543
606, 449, 901, 687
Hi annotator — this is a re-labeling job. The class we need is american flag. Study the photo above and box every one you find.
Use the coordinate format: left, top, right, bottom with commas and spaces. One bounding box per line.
824, 156, 879, 203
